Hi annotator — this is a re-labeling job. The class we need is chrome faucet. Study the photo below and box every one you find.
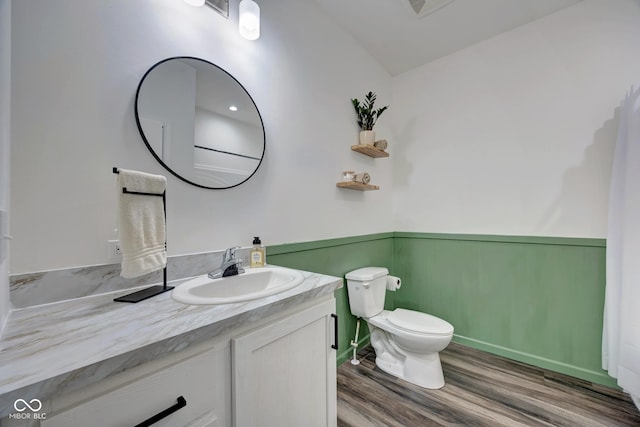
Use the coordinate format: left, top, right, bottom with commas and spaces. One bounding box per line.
208, 246, 245, 279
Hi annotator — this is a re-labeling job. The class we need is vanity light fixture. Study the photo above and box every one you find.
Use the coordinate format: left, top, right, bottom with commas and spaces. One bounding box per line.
238, 0, 260, 40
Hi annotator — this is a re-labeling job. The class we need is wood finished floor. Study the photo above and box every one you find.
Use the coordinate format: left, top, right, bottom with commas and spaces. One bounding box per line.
337, 342, 640, 427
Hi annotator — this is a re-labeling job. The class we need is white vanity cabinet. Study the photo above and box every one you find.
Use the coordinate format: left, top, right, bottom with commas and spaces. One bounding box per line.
4, 294, 338, 427
40, 343, 231, 427
232, 297, 337, 427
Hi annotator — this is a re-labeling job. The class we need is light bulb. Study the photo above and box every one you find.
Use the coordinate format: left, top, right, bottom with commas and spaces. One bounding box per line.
239, 0, 260, 40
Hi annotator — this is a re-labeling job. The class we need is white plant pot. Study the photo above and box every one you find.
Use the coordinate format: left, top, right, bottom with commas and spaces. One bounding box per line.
359, 130, 376, 146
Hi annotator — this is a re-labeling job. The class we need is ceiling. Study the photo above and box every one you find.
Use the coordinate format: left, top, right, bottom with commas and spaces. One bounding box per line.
312, 0, 582, 76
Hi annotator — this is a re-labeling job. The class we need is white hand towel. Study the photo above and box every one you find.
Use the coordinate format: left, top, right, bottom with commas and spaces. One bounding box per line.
117, 169, 167, 278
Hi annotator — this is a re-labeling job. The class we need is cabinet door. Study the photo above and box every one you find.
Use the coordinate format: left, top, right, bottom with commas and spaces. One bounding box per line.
232, 298, 337, 427
40, 345, 230, 427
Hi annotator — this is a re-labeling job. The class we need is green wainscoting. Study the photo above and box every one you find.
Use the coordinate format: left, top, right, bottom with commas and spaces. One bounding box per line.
268, 232, 615, 388
267, 233, 394, 365
393, 232, 614, 387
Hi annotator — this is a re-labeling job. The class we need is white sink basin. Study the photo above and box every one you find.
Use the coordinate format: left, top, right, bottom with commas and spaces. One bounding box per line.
171, 266, 305, 305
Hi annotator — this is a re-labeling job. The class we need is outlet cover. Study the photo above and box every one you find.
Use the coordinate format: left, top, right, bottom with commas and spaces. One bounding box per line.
107, 240, 122, 262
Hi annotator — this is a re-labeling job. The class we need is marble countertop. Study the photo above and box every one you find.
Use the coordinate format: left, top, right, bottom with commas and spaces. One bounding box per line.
0, 266, 342, 417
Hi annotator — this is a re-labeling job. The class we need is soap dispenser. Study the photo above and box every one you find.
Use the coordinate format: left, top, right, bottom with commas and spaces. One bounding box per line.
250, 236, 266, 267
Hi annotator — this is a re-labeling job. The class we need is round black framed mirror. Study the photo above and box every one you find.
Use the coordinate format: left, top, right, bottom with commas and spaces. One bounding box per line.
135, 57, 265, 189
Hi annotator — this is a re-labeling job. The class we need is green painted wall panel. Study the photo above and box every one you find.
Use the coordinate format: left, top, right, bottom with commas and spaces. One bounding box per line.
393, 234, 613, 386
267, 234, 394, 365
267, 232, 615, 387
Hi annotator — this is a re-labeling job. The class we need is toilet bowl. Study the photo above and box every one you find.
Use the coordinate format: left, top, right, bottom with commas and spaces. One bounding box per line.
367, 308, 453, 389
345, 267, 454, 389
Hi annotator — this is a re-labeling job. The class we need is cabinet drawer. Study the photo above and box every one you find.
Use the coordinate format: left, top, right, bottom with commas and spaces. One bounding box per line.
41, 346, 229, 427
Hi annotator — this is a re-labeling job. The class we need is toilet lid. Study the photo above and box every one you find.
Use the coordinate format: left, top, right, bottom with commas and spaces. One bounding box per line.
388, 309, 454, 336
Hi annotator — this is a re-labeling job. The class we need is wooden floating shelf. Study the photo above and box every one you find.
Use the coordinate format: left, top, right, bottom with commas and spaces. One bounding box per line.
351, 144, 389, 158
336, 181, 380, 191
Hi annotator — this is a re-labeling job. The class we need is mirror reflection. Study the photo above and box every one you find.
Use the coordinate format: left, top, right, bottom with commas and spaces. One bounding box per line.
135, 57, 265, 189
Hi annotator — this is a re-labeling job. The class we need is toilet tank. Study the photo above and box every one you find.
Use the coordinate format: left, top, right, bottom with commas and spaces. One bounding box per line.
345, 267, 389, 318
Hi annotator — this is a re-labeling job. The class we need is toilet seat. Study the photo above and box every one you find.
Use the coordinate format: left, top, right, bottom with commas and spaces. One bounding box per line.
387, 309, 453, 336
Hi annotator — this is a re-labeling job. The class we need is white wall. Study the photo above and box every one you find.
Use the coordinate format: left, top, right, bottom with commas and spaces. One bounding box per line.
391, 0, 640, 238
0, 0, 11, 329
10, 0, 392, 274
15, 0, 633, 275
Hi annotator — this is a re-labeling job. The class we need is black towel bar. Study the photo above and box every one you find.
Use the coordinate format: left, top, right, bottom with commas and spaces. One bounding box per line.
122, 187, 164, 197
112, 167, 172, 303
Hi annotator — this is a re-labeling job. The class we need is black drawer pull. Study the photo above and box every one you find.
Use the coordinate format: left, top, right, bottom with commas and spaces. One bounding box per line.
133, 395, 187, 427
331, 313, 339, 350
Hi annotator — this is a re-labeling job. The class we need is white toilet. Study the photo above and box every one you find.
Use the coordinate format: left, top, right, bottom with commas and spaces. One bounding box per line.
346, 267, 454, 389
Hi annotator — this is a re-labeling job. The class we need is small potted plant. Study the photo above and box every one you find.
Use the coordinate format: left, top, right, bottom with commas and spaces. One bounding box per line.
351, 91, 388, 146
